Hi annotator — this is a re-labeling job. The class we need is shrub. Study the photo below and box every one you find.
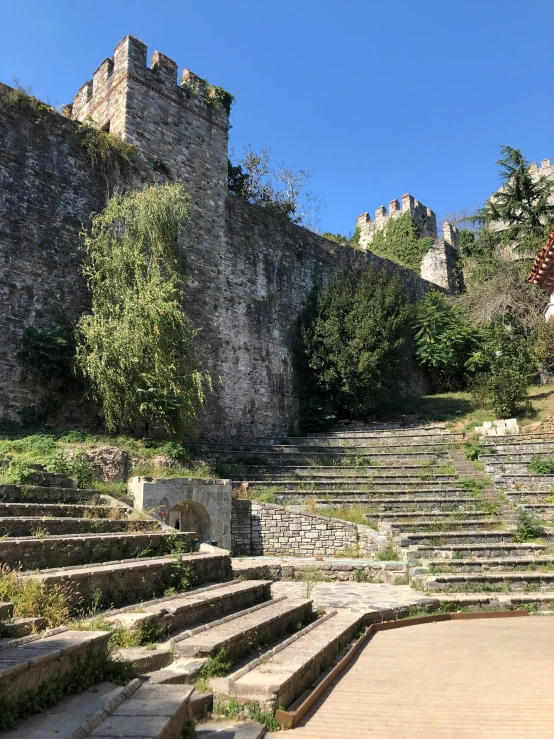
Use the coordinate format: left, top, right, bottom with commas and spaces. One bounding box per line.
516, 510, 545, 541
469, 368, 529, 418
528, 456, 554, 475
297, 265, 411, 420
414, 292, 477, 391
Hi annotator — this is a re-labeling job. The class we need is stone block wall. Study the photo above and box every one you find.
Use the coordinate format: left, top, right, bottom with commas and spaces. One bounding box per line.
420, 239, 461, 291
231, 499, 383, 558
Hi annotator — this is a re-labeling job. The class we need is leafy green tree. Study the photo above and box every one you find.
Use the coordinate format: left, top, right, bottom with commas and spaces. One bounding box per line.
413, 292, 477, 391
482, 145, 554, 252
76, 183, 209, 437
298, 266, 410, 421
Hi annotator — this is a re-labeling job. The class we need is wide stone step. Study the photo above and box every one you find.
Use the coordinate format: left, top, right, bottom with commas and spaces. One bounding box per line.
436, 591, 554, 610
0, 516, 159, 537
243, 479, 463, 491
404, 542, 548, 560
273, 488, 468, 503
88, 683, 193, 738
423, 571, 554, 592
104, 580, 272, 636
396, 530, 515, 546
389, 518, 499, 533
0, 502, 126, 518
212, 451, 445, 465
0, 627, 111, 708
504, 490, 553, 503
239, 470, 456, 480
199, 437, 453, 451
19, 551, 232, 610
366, 511, 490, 523
0, 530, 194, 570
212, 609, 363, 711
171, 596, 312, 662
0, 484, 103, 504
308, 428, 455, 439
0, 680, 194, 739
240, 463, 448, 473
495, 474, 554, 491
422, 556, 554, 573
314, 496, 477, 512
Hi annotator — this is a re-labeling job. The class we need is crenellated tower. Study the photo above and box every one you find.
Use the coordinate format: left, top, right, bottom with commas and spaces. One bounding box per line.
64, 35, 229, 212
356, 193, 438, 249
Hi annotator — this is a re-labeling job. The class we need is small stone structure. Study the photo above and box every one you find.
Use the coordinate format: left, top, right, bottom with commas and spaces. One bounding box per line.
129, 476, 232, 550
474, 418, 519, 437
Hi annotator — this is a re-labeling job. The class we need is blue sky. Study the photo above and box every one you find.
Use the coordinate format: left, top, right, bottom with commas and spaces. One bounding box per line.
2, 0, 554, 235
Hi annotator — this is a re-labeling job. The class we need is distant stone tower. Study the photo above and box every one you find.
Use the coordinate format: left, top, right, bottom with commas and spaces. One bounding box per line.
355, 194, 438, 249
355, 194, 460, 291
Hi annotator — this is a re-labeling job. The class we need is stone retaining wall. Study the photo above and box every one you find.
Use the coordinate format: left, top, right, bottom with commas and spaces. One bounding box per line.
0, 531, 192, 570
231, 500, 384, 558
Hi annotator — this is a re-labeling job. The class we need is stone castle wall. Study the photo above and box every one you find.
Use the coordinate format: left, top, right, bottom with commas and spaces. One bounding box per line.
0, 37, 434, 439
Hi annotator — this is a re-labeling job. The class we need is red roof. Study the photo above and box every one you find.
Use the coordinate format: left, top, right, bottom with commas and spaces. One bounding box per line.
528, 226, 554, 291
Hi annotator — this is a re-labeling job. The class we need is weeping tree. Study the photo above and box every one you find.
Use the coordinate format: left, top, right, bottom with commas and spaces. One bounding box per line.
76, 183, 209, 436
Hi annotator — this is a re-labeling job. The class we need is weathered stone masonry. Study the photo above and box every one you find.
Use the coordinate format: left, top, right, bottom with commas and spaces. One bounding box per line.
231, 499, 381, 558
0, 35, 435, 439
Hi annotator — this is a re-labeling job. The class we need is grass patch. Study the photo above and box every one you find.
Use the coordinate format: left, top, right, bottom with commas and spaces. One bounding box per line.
316, 504, 370, 526
0, 565, 77, 627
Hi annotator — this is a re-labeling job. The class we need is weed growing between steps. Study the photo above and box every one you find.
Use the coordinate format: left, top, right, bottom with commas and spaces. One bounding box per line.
71, 616, 166, 650
528, 456, 554, 474
377, 545, 400, 561
516, 510, 546, 541
199, 647, 233, 678
0, 645, 133, 731
0, 565, 77, 627
214, 697, 283, 732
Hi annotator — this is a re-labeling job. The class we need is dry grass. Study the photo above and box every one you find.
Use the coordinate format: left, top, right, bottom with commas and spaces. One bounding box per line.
0, 565, 78, 626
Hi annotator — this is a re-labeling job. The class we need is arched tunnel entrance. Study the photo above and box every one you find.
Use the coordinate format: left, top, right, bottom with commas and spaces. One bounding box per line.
168, 500, 212, 542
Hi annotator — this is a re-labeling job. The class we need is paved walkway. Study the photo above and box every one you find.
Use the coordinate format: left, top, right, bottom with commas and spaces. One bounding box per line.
269, 617, 554, 738
271, 580, 436, 615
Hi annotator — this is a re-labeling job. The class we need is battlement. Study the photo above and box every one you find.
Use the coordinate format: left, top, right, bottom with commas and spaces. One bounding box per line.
67, 35, 229, 139
356, 193, 437, 249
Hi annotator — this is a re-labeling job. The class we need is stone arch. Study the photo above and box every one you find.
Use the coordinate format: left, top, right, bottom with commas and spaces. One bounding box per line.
168, 500, 212, 541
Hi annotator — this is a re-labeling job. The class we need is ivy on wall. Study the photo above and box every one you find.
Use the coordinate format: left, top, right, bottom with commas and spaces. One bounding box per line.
368, 213, 434, 271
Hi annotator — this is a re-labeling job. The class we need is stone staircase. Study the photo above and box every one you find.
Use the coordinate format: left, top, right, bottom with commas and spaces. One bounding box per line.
404, 437, 554, 612
202, 424, 554, 614
0, 468, 370, 737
